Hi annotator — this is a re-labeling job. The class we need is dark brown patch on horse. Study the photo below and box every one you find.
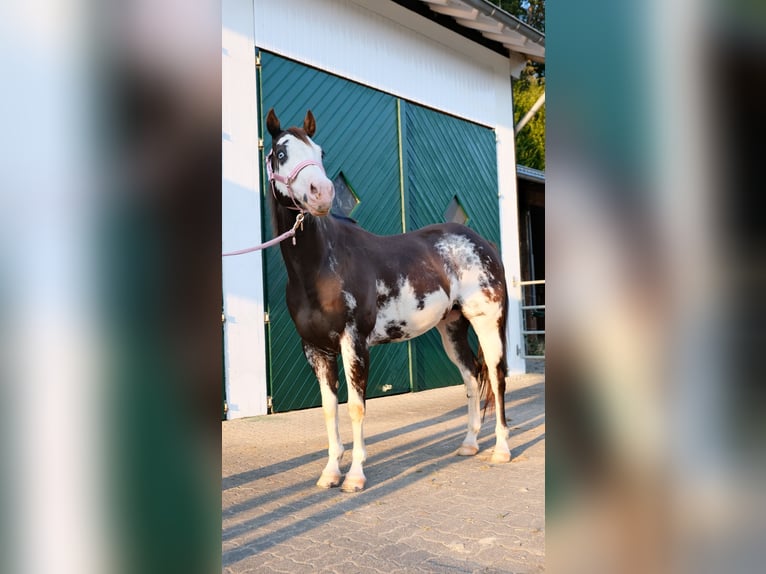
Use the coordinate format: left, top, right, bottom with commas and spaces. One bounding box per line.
385, 320, 408, 340
407, 258, 452, 303
445, 315, 480, 377
284, 126, 310, 145
266, 107, 316, 141
345, 343, 368, 396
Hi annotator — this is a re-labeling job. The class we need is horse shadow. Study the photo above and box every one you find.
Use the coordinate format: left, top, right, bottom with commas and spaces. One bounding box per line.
223, 403, 469, 491
222, 382, 544, 567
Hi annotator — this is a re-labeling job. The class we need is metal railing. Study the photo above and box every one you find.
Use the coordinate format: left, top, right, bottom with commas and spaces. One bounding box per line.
514, 278, 545, 360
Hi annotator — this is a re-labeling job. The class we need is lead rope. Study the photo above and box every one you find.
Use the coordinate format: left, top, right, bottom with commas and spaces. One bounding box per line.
222, 212, 305, 256
224, 147, 321, 256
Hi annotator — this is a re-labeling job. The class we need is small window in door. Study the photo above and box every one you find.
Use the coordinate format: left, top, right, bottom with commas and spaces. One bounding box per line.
332, 171, 360, 217
444, 195, 468, 225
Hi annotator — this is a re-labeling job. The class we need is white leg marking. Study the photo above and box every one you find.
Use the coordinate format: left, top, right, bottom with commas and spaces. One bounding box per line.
318, 381, 344, 488
461, 375, 482, 456
305, 346, 344, 488
471, 312, 511, 463
339, 330, 367, 492
436, 322, 481, 456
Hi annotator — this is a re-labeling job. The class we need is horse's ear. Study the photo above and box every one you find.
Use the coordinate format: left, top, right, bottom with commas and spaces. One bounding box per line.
304, 110, 316, 137
266, 108, 281, 137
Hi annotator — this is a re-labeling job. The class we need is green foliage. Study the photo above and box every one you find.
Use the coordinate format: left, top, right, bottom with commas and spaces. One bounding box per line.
495, 0, 524, 17
491, 0, 545, 32
513, 76, 545, 170
526, 0, 545, 32
488, 0, 546, 170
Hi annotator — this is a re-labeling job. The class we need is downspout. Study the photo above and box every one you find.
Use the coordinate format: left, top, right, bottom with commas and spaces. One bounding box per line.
514, 92, 545, 135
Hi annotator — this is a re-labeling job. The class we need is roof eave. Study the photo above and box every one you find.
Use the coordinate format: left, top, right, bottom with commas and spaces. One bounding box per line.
410, 0, 545, 63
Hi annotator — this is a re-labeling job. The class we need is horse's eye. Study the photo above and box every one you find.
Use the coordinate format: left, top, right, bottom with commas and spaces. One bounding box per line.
277, 151, 285, 160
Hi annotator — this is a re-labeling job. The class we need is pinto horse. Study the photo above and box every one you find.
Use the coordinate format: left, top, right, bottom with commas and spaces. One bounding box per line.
265, 108, 510, 492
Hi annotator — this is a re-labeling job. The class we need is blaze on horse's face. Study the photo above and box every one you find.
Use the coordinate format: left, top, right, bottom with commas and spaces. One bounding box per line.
266, 109, 335, 216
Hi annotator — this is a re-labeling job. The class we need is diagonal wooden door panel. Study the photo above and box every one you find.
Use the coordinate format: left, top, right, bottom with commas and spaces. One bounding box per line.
404, 102, 500, 391
259, 52, 408, 412
259, 55, 502, 409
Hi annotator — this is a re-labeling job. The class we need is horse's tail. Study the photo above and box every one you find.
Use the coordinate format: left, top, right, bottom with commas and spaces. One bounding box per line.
477, 346, 494, 422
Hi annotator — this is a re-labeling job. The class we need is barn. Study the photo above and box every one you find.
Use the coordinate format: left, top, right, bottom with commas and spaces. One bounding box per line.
222, 0, 545, 418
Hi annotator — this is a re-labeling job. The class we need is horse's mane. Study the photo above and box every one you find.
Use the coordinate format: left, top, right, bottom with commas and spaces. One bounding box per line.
330, 211, 358, 225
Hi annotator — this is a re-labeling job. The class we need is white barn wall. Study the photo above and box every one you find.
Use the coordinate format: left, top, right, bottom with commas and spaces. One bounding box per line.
222, 0, 268, 418
254, 0, 508, 128
223, 0, 527, 416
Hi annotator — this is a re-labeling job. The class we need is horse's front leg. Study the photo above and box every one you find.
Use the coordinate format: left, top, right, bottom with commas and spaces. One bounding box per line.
339, 330, 369, 492
303, 343, 344, 488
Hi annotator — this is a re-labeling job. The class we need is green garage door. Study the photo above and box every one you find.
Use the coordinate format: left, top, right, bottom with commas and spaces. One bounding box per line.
402, 103, 501, 391
259, 52, 408, 412
258, 51, 500, 411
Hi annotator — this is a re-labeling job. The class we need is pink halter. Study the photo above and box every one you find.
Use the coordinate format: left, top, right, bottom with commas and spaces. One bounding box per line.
266, 149, 326, 212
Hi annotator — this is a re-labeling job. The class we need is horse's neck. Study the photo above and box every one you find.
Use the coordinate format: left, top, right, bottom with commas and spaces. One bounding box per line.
276, 209, 336, 277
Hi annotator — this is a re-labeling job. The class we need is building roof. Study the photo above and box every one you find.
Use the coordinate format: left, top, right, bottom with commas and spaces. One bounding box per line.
396, 0, 545, 63
517, 164, 545, 183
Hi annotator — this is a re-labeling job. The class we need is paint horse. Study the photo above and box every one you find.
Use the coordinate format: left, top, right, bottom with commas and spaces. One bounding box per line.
266, 108, 510, 492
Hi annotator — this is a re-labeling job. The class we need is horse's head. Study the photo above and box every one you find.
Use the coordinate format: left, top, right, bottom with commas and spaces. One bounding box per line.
266, 108, 335, 217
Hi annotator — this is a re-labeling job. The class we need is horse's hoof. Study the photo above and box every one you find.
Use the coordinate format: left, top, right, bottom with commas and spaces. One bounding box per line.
317, 473, 342, 488
457, 444, 479, 456
490, 450, 511, 464
340, 476, 366, 492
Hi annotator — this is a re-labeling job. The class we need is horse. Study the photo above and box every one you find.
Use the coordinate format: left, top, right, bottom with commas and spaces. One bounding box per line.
265, 108, 510, 492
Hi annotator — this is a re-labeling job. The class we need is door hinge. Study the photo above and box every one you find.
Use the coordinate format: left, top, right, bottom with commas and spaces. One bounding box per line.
255, 52, 261, 68
516, 344, 522, 356
267, 395, 273, 413
222, 312, 226, 324
223, 401, 229, 415
264, 312, 270, 324
258, 138, 264, 151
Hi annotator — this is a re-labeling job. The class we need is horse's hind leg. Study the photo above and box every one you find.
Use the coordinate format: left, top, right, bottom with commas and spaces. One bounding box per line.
339, 330, 369, 492
436, 315, 482, 456
304, 343, 344, 488
470, 313, 511, 463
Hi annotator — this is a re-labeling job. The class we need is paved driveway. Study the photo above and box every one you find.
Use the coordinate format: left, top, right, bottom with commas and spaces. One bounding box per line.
223, 372, 545, 573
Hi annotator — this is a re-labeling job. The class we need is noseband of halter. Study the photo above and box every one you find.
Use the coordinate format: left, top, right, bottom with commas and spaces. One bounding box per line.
266, 149, 326, 213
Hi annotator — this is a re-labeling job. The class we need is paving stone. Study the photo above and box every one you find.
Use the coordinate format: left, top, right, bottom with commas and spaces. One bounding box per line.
223, 373, 544, 572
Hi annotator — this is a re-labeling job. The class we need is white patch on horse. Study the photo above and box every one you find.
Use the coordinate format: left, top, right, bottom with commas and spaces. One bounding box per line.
435, 234, 482, 272
343, 291, 357, 311
272, 133, 331, 213
323, 235, 338, 271
304, 347, 328, 380
435, 234, 501, 318
376, 280, 390, 298
340, 324, 365, 375
368, 277, 450, 345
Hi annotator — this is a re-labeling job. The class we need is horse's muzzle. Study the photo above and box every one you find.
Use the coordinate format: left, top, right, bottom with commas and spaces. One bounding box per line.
307, 179, 334, 216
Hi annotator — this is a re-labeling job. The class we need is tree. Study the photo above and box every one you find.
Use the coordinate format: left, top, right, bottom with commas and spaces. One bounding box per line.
513, 77, 545, 170
489, 0, 545, 169
493, 0, 545, 32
